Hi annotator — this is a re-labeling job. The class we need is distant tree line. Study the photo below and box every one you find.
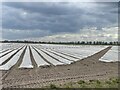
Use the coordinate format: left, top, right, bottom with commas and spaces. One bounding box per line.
0, 40, 120, 45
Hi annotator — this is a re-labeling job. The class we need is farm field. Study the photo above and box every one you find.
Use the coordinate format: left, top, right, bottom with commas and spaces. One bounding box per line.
0, 43, 119, 88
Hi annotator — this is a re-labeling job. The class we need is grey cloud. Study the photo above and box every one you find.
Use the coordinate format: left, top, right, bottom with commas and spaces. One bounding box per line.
2, 2, 118, 40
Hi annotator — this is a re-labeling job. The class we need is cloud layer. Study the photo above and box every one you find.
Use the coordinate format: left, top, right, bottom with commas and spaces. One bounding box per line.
2, 2, 118, 41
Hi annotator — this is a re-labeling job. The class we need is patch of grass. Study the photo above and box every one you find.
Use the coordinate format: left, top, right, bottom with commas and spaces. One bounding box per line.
77, 80, 85, 84
45, 77, 120, 88
49, 84, 58, 89
64, 82, 74, 88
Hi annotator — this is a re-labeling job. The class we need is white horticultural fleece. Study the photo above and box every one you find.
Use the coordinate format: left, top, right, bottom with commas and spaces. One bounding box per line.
0, 43, 118, 70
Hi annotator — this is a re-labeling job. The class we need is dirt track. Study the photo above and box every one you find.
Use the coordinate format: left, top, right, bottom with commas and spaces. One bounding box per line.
1, 46, 119, 88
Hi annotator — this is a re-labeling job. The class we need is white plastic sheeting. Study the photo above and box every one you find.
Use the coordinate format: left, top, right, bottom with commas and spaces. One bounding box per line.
52, 49, 86, 59
99, 46, 119, 62
35, 47, 64, 66
0, 50, 13, 57
40, 48, 73, 64
0, 49, 19, 65
1, 43, 24, 50
30, 46, 50, 67
0, 46, 25, 70
53, 46, 108, 59
19, 46, 33, 68
38, 45, 108, 60
0, 49, 9, 53
0, 43, 117, 70
45, 48, 81, 61
49, 49, 84, 59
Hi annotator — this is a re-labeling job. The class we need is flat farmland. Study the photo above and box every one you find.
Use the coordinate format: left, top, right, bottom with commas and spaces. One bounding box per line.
0, 43, 119, 88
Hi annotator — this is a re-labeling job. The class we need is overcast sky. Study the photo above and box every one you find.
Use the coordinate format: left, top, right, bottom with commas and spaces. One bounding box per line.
1, 1, 119, 42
